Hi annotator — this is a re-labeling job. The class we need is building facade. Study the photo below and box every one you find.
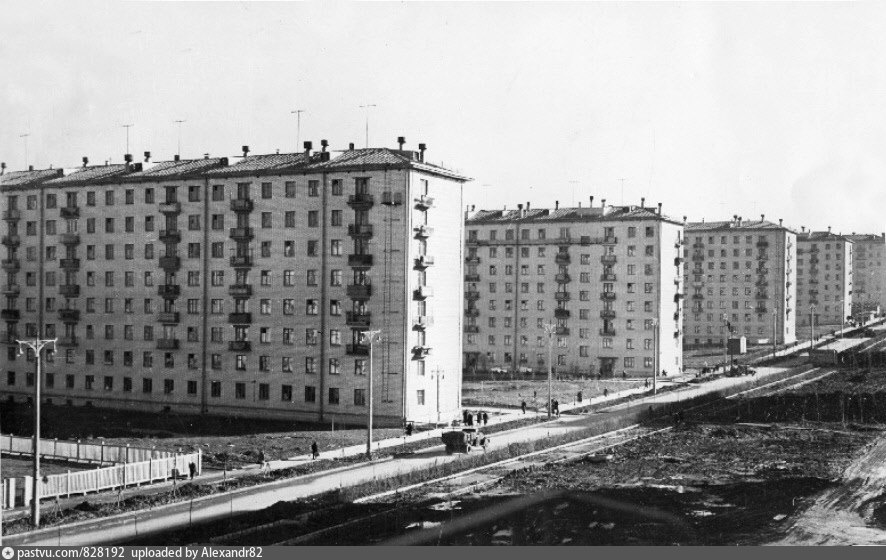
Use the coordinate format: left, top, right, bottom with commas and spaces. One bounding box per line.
682, 218, 797, 347
463, 199, 684, 378
0, 140, 468, 427
796, 230, 853, 329
845, 233, 885, 318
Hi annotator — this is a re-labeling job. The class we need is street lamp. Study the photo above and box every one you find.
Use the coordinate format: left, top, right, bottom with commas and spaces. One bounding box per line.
432, 366, 445, 425
542, 322, 557, 418
363, 329, 382, 458
16, 336, 56, 528
652, 318, 659, 395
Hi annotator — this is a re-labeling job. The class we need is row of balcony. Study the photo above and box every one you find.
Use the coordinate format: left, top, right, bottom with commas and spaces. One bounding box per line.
2, 209, 21, 221
1, 234, 20, 247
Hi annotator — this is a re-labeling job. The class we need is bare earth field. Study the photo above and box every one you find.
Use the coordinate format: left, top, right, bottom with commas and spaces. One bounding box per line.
0, 456, 93, 479
461, 379, 647, 409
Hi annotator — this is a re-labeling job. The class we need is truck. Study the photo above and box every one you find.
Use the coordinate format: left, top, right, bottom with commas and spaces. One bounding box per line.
441, 428, 490, 454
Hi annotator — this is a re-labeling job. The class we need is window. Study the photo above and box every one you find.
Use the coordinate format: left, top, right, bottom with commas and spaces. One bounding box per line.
188, 215, 200, 230
308, 210, 319, 227
354, 389, 366, 406
143, 378, 153, 394
417, 390, 425, 405
304, 386, 316, 402
328, 388, 340, 405
308, 180, 319, 197
235, 383, 246, 400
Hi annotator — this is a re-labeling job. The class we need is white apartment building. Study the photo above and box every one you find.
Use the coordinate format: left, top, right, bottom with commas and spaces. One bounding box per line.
796, 229, 853, 329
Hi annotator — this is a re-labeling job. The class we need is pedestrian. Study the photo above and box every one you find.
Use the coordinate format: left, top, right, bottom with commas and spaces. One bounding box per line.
482, 411, 488, 426
662, 369, 668, 377
521, 400, 527, 414
258, 450, 270, 473
644, 378, 649, 388
188, 461, 196, 480
311, 440, 319, 460
405, 422, 414, 437
533, 390, 537, 399
462, 410, 469, 425
603, 388, 609, 398
622, 370, 627, 379
467, 412, 474, 426
577, 390, 583, 403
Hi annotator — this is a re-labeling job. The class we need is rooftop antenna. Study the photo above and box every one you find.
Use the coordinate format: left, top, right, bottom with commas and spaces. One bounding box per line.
121, 124, 134, 154
291, 109, 305, 151
359, 104, 377, 148
19, 133, 30, 168
618, 178, 627, 205
569, 180, 579, 207
174, 119, 186, 157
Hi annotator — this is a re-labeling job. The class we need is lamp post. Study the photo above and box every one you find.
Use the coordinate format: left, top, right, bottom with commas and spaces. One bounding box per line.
364, 329, 382, 458
543, 322, 557, 418
652, 318, 659, 395
16, 336, 56, 528
432, 366, 445, 424
810, 304, 816, 351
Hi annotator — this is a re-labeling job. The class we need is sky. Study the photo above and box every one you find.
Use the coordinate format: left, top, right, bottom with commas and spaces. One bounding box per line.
2, 1, 886, 235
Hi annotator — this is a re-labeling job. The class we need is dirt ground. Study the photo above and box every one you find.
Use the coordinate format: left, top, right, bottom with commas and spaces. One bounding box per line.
461, 379, 646, 409
0, 456, 94, 478
788, 367, 886, 395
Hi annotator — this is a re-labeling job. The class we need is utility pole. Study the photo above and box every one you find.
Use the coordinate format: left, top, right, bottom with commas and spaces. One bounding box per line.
364, 329, 382, 457
432, 366, 445, 424
359, 104, 376, 148
618, 178, 627, 205
121, 124, 134, 154
17, 336, 56, 528
810, 304, 816, 352
291, 109, 305, 150
174, 120, 186, 156
19, 133, 30, 168
652, 318, 659, 395
543, 322, 557, 418
772, 309, 777, 359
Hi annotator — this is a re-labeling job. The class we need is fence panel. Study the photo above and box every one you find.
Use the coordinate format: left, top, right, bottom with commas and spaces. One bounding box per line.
1, 434, 164, 465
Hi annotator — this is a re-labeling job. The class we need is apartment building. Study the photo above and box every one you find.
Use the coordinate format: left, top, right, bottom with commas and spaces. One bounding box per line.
796, 229, 853, 329
683, 217, 797, 347
0, 139, 469, 427
845, 233, 885, 317
463, 198, 684, 378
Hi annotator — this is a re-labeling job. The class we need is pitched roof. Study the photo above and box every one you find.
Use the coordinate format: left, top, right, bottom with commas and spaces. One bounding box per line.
797, 231, 853, 243
43, 164, 133, 186
845, 233, 885, 244
685, 219, 796, 233
466, 205, 680, 225
122, 157, 228, 181
311, 148, 470, 181
0, 168, 64, 189
205, 152, 315, 177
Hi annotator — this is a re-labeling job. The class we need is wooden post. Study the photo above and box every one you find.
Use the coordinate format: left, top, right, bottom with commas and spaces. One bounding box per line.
100, 441, 105, 465
76, 439, 81, 462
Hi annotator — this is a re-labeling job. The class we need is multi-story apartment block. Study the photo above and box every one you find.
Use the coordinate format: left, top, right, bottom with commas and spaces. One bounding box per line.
845, 233, 885, 317
463, 198, 684, 378
796, 229, 853, 329
683, 217, 797, 347
0, 139, 469, 427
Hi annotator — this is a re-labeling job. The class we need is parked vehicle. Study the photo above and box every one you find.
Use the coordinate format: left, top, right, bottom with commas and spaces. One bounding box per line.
727, 364, 756, 377
441, 428, 490, 454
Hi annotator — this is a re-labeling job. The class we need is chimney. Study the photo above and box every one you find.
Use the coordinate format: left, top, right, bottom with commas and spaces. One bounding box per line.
242, 145, 250, 157
304, 141, 312, 157
683, 216, 687, 223
828, 225, 832, 233
555, 200, 559, 210
204, 153, 210, 159
124, 154, 133, 163
0, 162, 5, 175
82, 157, 89, 167
657, 202, 662, 215
779, 218, 783, 226
143, 151, 151, 163
801, 226, 806, 233
174, 154, 181, 162
28, 165, 34, 171
349, 142, 355, 150
589, 196, 594, 207
471, 205, 475, 211
640, 197, 645, 208
518, 203, 524, 218
418, 143, 426, 162
397, 136, 405, 150
601, 198, 606, 209
320, 139, 329, 152
526, 201, 530, 211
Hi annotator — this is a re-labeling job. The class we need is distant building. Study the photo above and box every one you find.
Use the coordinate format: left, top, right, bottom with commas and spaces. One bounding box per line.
796, 229, 853, 328
845, 233, 885, 318
0, 140, 469, 427
463, 198, 684, 378
683, 217, 797, 347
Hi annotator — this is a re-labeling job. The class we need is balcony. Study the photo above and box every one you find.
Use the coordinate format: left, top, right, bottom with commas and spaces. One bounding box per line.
756, 240, 769, 248
555, 253, 571, 265
755, 307, 768, 314
1, 259, 20, 272
692, 242, 705, 249
347, 193, 375, 210
600, 273, 617, 281
755, 293, 769, 300
229, 227, 255, 241
414, 286, 434, 299
59, 284, 79, 298
347, 284, 372, 299
599, 329, 616, 337
156, 339, 180, 350
464, 307, 480, 317
59, 258, 80, 270
412, 345, 431, 359
464, 325, 480, 334
413, 225, 434, 238
600, 292, 616, 301
1, 234, 20, 247
691, 254, 705, 262
691, 294, 704, 300
157, 284, 181, 298
60, 206, 80, 219
229, 284, 253, 297
348, 224, 374, 238
3, 284, 20, 296
230, 255, 253, 268
465, 274, 481, 282
556, 326, 570, 336
674, 257, 684, 266
809, 278, 819, 285
348, 254, 374, 268
229, 199, 254, 213
757, 252, 770, 261
600, 254, 617, 265
555, 291, 570, 302
600, 310, 616, 319
57, 336, 78, 347
346, 312, 371, 327
414, 255, 435, 268
554, 308, 570, 319
228, 340, 252, 352
346, 343, 370, 356
59, 233, 80, 245
465, 255, 480, 265
756, 280, 769, 287
555, 273, 571, 284
809, 257, 820, 264
1, 309, 21, 321
159, 256, 181, 270
159, 201, 182, 214
158, 312, 180, 323
674, 293, 684, 302
414, 195, 435, 210
603, 236, 618, 244
414, 315, 433, 329
58, 308, 80, 322
673, 312, 681, 321
757, 268, 769, 275
466, 290, 480, 301
2, 209, 21, 221
159, 229, 182, 244
228, 312, 253, 324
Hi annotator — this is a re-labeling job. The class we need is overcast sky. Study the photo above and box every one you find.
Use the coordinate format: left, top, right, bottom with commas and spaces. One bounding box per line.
2, 1, 886, 235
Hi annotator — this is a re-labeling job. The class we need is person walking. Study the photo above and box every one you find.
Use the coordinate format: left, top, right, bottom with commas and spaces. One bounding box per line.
462, 410, 469, 425
188, 461, 197, 480
577, 390, 583, 403
482, 411, 489, 426
258, 450, 270, 473
603, 388, 609, 398
311, 440, 320, 460
467, 411, 474, 426
521, 400, 527, 414
405, 422, 414, 437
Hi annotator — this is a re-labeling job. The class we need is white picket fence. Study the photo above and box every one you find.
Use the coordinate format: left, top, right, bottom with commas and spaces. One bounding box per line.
2, 450, 202, 509
1, 434, 172, 465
